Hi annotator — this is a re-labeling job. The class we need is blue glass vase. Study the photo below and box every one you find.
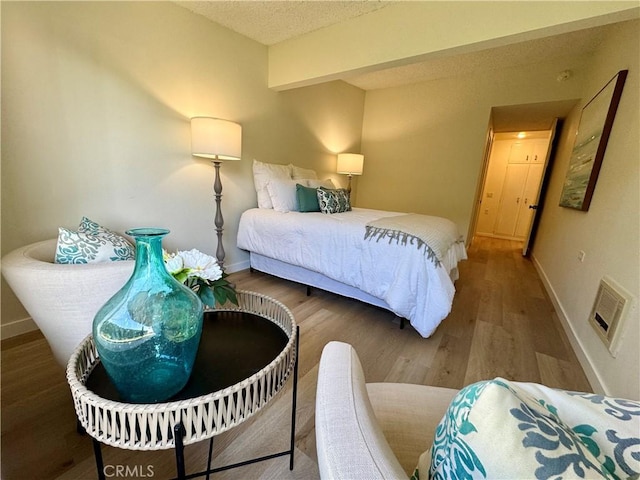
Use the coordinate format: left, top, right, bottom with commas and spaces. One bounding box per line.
93, 228, 204, 403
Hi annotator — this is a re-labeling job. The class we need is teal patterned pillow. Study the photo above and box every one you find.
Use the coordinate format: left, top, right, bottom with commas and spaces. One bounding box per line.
421, 378, 640, 480
317, 187, 351, 214
55, 217, 135, 264
78, 216, 112, 234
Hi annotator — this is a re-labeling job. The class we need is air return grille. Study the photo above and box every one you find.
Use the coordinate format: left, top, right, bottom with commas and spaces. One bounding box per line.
589, 276, 633, 357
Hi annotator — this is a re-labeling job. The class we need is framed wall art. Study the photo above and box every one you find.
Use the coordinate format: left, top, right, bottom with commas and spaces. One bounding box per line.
559, 69, 628, 211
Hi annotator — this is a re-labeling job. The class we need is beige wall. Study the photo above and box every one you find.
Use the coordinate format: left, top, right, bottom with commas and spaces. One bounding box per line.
532, 20, 639, 400
358, 55, 589, 238
0, 2, 365, 335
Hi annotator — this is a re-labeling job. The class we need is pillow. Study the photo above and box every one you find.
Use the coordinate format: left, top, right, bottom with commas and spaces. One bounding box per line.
306, 178, 336, 189
267, 178, 298, 213
252, 159, 292, 209
55, 217, 135, 264
78, 216, 113, 235
290, 164, 318, 180
421, 378, 640, 479
296, 184, 321, 212
317, 187, 351, 214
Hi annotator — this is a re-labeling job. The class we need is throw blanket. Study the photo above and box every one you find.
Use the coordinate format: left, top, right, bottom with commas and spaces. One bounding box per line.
364, 214, 462, 267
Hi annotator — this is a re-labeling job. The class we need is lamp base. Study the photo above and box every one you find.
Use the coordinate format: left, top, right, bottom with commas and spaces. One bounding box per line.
213, 161, 224, 266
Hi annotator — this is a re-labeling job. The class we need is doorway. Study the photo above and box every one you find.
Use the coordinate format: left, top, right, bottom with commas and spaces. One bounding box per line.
473, 124, 556, 255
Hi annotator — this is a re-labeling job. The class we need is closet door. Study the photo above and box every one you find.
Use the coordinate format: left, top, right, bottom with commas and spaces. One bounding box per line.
495, 163, 528, 237
508, 142, 531, 163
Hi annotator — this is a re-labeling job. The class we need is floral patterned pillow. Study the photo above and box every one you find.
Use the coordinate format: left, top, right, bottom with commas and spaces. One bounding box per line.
55, 217, 135, 264
317, 187, 351, 214
416, 378, 640, 480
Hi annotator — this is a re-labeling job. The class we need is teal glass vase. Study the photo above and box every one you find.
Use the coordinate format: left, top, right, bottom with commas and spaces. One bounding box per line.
93, 228, 204, 403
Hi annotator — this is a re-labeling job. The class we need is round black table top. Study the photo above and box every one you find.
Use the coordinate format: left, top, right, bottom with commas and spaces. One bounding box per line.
86, 310, 289, 403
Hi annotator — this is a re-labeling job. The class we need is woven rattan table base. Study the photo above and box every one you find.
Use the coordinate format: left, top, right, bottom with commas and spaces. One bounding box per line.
67, 291, 298, 479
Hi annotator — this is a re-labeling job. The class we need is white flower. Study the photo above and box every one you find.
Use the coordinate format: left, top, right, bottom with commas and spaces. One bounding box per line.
164, 247, 237, 306
164, 254, 184, 275
177, 249, 222, 282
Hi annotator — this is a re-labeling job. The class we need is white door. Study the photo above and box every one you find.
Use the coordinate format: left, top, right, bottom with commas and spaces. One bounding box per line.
515, 163, 544, 238
508, 142, 531, 163
495, 163, 528, 237
522, 118, 558, 256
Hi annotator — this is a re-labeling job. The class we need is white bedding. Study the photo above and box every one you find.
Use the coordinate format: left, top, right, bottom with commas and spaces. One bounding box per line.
237, 207, 467, 337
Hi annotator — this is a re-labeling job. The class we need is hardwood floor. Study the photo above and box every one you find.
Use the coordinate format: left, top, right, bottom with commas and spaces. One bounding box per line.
0, 237, 591, 479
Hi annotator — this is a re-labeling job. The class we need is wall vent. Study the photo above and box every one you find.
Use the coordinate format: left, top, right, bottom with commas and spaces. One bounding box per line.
589, 276, 633, 357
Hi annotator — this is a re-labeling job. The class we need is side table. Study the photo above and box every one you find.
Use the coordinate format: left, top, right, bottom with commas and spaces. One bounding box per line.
67, 291, 299, 479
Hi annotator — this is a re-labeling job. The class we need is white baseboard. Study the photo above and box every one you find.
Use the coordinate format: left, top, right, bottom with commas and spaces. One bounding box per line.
225, 259, 250, 274
1, 317, 38, 340
530, 253, 607, 395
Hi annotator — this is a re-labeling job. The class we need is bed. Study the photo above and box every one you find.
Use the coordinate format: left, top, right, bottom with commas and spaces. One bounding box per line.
237, 198, 467, 337
238, 159, 467, 337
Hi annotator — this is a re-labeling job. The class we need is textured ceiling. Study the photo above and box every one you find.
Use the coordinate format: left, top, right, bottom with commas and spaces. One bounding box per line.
178, 1, 613, 90
176, 2, 628, 131
344, 26, 611, 91
178, 1, 389, 46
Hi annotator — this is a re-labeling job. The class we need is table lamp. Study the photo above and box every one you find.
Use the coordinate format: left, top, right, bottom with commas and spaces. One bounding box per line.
336, 153, 364, 195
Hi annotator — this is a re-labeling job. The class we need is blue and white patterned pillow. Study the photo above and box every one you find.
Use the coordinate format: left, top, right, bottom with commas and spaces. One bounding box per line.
55, 217, 135, 264
416, 378, 640, 480
317, 187, 351, 214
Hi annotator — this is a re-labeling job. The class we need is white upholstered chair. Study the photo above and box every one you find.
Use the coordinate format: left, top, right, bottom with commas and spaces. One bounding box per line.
316, 342, 640, 479
2, 239, 134, 368
315, 341, 458, 479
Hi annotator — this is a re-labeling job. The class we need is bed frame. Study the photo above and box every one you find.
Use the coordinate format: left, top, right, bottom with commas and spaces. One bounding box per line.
248, 252, 410, 328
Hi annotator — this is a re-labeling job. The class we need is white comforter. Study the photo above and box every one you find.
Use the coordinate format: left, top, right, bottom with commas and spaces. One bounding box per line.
237, 208, 467, 337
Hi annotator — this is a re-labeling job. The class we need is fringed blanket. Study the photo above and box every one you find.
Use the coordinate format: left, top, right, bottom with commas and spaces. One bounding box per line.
364, 214, 463, 267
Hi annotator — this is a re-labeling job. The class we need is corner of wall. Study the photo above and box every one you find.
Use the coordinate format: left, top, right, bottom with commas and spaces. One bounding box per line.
226, 258, 250, 274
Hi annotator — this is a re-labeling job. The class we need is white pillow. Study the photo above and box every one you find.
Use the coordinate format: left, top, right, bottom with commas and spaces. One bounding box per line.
307, 178, 336, 189
55, 217, 135, 264
253, 159, 292, 209
267, 178, 298, 213
291, 164, 318, 180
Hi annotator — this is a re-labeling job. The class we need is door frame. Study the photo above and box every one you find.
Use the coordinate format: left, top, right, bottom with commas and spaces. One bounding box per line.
470, 121, 558, 255
522, 118, 559, 256
466, 125, 494, 247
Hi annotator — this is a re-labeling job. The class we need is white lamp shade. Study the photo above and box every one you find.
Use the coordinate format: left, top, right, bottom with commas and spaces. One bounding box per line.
191, 117, 242, 160
337, 153, 364, 175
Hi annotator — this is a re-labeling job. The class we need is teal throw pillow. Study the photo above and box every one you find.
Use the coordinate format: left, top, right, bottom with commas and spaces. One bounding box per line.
423, 378, 640, 480
317, 187, 351, 214
296, 184, 321, 212
55, 217, 135, 264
